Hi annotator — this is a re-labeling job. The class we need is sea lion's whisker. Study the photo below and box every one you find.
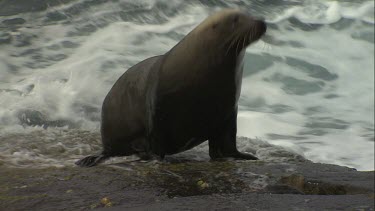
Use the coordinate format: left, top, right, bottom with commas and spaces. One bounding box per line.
221, 34, 232, 49
223, 31, 238, 47
241, 36, 244, 53
250, 27, 255, 43
235, 37, 240, 55
247, 28, 252, 44
242, 30, 248, 50
225, 33, 239, 56
221, 32, 235, 53
235, 32, 243, 55
251, 26, 255, 41
224, 39, 233, 56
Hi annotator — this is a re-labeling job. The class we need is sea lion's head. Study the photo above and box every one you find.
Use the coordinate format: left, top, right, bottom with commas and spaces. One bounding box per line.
194, 9, 267, 55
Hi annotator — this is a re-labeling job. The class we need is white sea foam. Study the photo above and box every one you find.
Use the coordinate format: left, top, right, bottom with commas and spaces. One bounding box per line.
0, 0, 373, 170
268, 0, 374, 24
238, 4, 374, 170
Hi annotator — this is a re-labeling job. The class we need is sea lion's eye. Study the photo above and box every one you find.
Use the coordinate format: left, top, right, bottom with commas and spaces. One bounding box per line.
212, 23, 218, 29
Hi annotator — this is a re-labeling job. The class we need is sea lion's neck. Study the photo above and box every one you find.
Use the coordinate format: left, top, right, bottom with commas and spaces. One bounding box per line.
159, 48, 244, 97
164, 33, 244, 72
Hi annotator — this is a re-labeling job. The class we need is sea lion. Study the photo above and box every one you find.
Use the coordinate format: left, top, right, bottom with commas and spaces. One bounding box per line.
76, 9, 267, 167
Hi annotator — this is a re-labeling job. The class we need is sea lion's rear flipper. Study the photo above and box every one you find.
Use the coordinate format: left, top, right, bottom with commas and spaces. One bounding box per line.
75, 154, 109, 167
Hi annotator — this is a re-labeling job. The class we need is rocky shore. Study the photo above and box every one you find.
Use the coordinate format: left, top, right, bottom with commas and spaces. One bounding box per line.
1, 158, 373, 210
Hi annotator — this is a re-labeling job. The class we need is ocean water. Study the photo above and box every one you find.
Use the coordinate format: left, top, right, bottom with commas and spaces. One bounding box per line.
0, 0, 373, 170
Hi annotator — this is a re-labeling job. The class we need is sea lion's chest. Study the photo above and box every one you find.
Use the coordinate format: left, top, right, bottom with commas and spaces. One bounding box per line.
155, 58, 243, 136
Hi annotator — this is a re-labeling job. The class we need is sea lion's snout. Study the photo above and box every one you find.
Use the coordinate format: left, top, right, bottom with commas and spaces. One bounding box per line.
251, 16, 267, 35
257, 20, 267, 35
250, 19, 267, 41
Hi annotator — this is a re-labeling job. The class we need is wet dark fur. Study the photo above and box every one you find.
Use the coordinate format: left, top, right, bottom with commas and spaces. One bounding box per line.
76, 10, 267, 167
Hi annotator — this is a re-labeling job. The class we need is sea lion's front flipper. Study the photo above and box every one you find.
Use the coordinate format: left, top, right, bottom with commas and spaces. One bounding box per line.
75, 153, 109, 167
208, 109, 258, 161
209, 137, 258, 160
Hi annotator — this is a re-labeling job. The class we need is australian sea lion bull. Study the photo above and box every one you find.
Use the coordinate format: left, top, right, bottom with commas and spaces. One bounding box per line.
76, 9, 267, 167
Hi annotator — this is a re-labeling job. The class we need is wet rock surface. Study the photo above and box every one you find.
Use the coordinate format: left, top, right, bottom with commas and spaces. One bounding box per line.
0, 160, 373, 210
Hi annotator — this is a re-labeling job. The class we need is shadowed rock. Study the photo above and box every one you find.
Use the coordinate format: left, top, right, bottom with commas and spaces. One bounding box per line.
0, 159, 373, 210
